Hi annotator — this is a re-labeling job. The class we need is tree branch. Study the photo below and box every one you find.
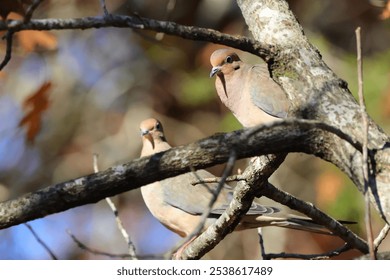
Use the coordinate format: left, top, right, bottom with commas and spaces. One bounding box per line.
260, 182, 368, 253
0, 30, 14, 70
181, 154, 287, 259
93, 154, 137, 259
355, 26, 375, 259
0, 119, 361, 230
168, 150, 237, 259
25, 223, 57, 260
24, 0, 45, 23
0, 14, 274, 61
264, 244, 352, 260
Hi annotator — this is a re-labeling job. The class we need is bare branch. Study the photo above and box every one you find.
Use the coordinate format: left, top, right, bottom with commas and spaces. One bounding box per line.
260, 182, 368, 253
181, 154, 287, 259
24, 0, 44, 23
265, 244, 351, 260
257, 228, 268, 260
93, 154, 137, 259
155, 0, 177, 40
67, 229, 132, 259
172, 150, 237, 260
191, 174, 246, 186
355, 26, 375, 259
374, 224, 390, 251
99, 0, 110, 17
0, 15, 274, 61
0, 31, 14, 70
0, 119, 364, 231
25, 223, 57, 260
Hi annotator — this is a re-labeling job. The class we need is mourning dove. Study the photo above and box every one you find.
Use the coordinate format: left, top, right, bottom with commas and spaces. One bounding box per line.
139, 118, 336, 238
210, 49, 290, 127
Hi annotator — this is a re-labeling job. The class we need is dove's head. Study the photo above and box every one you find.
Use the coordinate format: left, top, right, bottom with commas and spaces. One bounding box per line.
139, 118, 166, 150
209, 49, 242, 78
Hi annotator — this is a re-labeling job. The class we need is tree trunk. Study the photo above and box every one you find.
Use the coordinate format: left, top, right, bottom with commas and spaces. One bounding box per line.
237, 0, 390, 221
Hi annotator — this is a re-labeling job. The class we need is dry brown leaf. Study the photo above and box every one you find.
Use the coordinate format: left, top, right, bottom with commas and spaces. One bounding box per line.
380, 1, 390, 19
3, 12, 58, 52
381, 75, 390, 117
16, 30, 58, 52
314, 171, 344, 208
19, 81, 52, 143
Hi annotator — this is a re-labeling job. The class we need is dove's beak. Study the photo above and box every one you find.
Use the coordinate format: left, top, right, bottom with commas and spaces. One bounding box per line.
210, 66, 221, 78
141, 130, 154, 149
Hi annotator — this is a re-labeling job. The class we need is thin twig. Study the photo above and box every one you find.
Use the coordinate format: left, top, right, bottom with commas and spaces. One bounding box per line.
264, 244, 352, 260
156, 0, 177, 40
93, 154, 138, 259
100, 0, 110, 17
169, 150, 237, 259
261, 182, 369, 254
374, 224, 390, 251
190, 174, 247, 186
24, 0, 44, 23
0, 31, 14, 70
355, 26, 375, 260
25, 223, 58, 260
257, 228, 269, 260
0, 15, 273, 62
67, 229, 135, 259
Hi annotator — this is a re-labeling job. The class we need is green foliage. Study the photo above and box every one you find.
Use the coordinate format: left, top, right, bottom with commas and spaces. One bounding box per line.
176, 70, 215, 106
344, 51, 390, 118
327, 181, 365, 234
218, 113, 242, 132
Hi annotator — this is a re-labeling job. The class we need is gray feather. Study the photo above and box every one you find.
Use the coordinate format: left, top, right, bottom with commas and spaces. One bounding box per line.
249, 64, 289, 118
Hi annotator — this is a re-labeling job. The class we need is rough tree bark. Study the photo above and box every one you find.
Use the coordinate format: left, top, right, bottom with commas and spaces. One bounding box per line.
236, 0, 390, 220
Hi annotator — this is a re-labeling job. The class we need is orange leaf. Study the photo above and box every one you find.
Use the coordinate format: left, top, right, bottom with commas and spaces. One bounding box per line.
380, 1, 390, 20
315, 171, 344, 208
16, 30, 58, 52
6, 12, 24, 21
19, 82, 52, 143
4, 12, 58, 53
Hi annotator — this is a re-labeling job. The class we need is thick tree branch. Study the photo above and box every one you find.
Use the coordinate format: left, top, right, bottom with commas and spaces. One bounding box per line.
0, 119, 360, 230
169, 150, 238, 259
181, 154, 286, 259
236, 0, 390, 221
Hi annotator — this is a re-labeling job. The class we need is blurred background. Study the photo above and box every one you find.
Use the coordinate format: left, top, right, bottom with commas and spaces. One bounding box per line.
0, 0, 389, 260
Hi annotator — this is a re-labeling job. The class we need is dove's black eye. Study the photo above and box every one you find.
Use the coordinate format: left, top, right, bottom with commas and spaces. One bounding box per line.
225, 56, 233, 63
155, 122, 161, 130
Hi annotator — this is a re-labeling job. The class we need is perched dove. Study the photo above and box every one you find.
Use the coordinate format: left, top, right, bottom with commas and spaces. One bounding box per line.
210, 49, 290, 127
139, 118, 336, 238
